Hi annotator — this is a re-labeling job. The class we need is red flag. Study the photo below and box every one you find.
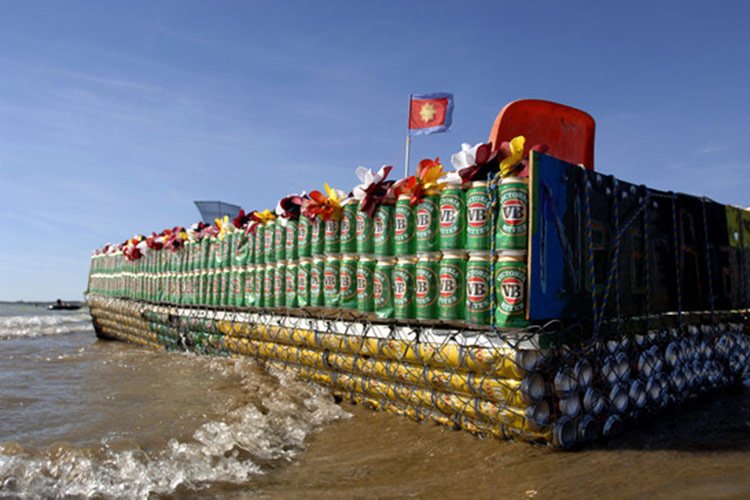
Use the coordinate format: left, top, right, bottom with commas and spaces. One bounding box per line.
408, 93, 454, 136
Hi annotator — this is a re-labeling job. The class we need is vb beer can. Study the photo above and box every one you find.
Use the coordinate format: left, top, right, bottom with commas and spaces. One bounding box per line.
416, 190, 440, 253
253, 225, 264, 265
466, 181, 490, 251
439, 251, 467, 323
439, 184, 465, 250
285, 261, 298, 308
340, 253, 358, 309
357, 255, 376, 313
374, 258, 395, 319
324, 255, 340, 308
285, 219, 298, 261
310, 257, 325, 307
373, 202, 394, 256
324, 219, 340, 255
231, 267, 245, 307
297, 217, 312, 258
310, 217, 324, 256
416, 253, 440, 320
393, 256, 417, 320
340, 202, 357, 254
244, 265, 256, 307
465, 252, 491, 326
264, 221, 275, 264
254, 264, 264, 307
394, 195, 416, 255
495, 254, 529, 328
274, 261, 286, 307
221, 268, 231, 306
297, 258, 311, 307
262, 264, 274, 308
274, 222, 286, 262
497, 177, 529, 251
356, 202, 374, 254
233, 232, 250, 267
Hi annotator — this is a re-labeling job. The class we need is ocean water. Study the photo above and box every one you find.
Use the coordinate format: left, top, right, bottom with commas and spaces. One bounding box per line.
1, 302, 750, 499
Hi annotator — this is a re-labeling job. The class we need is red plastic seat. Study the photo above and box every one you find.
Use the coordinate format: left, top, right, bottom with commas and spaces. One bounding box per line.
488, 99, 596, 170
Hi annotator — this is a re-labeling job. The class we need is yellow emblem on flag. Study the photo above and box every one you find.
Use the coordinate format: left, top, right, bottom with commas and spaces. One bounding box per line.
419, 102, 436, 123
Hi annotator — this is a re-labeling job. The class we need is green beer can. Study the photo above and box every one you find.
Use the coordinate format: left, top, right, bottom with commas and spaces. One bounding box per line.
233, 232, 250, 267
356, 202, 374, 254
393, 256, 416, 320
226, 233, 237, 268
297, 217, 312, 258
221, 268, 231, 306
339, 253, 358, 309
416, 191, 440, 253
373, 202, 394, 256
232, 267, 245, 307
310, 217, 324, 256
285, 219, 298, 261
285, 261, 298, 308
323, 255, 340, 308
254, 264, 264, 307
416, 253, 440, 320
244, 265, 256, 307
263, 264, 274, 308
198, 270, 208, 305
438, 251, 467, 323
324, 219, 340, 255
466, 181, 490, 251
264, 221, 275, 264
496, 177, 529, 251
253, 225, 264, 265
495, 254, 529, 328
374, 258, 395, 319
297, 258, 311, 307
357, 255, 376, 313
210, 269, 220, 306
274, 222, 286, 262
439, 184, 466, 250
340, 202, 357, 254
274, 261, 286, 307
394, 195, 416, 255
310, 257, 324, 306
465, 251, 491, 327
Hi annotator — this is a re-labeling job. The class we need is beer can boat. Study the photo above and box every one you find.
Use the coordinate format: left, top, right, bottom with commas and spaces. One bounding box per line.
86, 99, 750, 448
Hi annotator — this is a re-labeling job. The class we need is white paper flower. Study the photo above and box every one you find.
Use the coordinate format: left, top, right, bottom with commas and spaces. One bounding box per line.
450, 142, 483, 171
352, 165, 390, 201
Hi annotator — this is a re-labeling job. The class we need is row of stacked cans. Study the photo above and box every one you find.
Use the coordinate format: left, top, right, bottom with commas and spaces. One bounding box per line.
89, 176, 528, 270
89, 176, 529, 327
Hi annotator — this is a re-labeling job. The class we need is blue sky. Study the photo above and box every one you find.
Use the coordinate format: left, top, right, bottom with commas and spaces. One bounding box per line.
1, 0, 749, 301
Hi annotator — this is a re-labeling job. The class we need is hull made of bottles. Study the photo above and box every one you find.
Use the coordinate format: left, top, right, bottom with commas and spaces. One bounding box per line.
88, 294, 750, 449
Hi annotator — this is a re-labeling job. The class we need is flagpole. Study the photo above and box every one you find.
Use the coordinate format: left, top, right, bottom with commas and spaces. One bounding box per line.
404, 134, 411, 177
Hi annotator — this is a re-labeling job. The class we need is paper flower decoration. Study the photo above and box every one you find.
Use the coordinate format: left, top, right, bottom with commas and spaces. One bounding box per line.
277, 194, 306, 221
352, 165, 395, 218
304, 183, 346, 221
232, 209, 254, 230
164, 227, 188, 252
392, 157, 446, 206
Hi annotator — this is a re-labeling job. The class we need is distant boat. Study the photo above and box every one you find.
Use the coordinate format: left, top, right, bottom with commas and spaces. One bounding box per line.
48, 301, 81, 311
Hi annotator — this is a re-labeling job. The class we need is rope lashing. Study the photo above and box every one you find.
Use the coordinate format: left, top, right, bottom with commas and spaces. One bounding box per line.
701, 198, 715, 321
642, 185, 651, 330
671, 192, 683, 330
487, 169, 506, 336
737, 206, 747, 311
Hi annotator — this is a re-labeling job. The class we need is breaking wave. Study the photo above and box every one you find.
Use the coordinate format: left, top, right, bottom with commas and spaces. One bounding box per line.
0, 313, 93, 340
0, 358, 350, 499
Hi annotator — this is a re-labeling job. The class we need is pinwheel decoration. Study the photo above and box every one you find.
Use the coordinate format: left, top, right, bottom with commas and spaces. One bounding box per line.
392, 157, 446, 206
352, 165, 395, 219
304, 183, 346, 221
